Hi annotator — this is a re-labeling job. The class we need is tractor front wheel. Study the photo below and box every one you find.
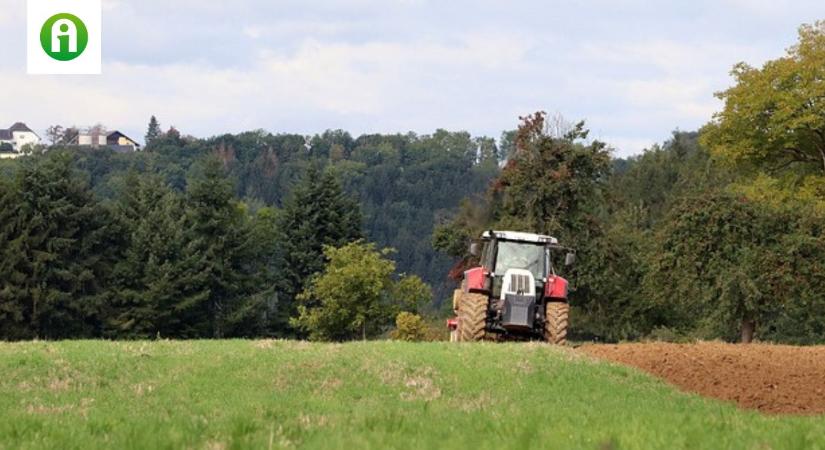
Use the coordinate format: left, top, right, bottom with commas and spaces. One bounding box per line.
457, 292, 488, 342
545, 302, 569, 345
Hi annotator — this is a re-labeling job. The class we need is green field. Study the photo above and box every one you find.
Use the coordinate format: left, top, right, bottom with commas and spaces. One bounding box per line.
1, 341, 823, 450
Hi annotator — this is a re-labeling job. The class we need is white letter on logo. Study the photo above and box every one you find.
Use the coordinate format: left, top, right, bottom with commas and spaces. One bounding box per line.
51, 19, 77, 53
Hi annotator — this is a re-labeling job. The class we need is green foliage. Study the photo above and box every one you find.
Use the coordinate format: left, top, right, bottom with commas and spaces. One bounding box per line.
3, 77, 825, 344
390, 312, 428, 341
0, 152, 115, 339
292, 241, 398, 341
702, 21, 825, 177
581, 132, 733, 340
104, 172, 211, 339
609, 132, 730, 228
8, 126, 497, 312
760, 222, 825, 344
645, 193, 825, 342
391, 275, 433, 314
248, 206, 288, 335
185, 157, 271, 337
432, 197, 487, 258
278, 165, 363, 331
492, 114, 611, 235
145, 115, 161, 146
0, 153, 284, 340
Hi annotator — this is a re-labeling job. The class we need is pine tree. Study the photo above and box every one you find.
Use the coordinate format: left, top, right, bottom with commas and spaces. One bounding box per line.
104, 172, 211, 338
0, 177, 27, 339
145, 115, 161, 147
277, 165, 362, 333
250, 206, 287, 336
186, 157, 268, 338
0, 152, 115, 339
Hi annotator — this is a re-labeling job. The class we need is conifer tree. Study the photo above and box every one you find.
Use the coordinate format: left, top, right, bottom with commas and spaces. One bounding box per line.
186, 157, 268, 337
277, 165, 363, 332
0, 152, 114, 339
105, 172, 211, 338
145, 115, 161, 147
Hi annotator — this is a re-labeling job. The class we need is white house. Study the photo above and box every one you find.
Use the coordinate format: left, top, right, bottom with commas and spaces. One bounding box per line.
0, 123, 41, 158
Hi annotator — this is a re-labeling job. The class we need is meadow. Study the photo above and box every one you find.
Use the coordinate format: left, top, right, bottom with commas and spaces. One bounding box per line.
1, 340, 823, 450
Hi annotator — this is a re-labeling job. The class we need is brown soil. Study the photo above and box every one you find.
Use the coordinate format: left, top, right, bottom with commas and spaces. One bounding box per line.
579, 342, 825, 415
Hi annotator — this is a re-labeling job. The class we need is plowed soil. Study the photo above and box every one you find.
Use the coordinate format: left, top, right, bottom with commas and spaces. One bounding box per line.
580, 342, 825, 415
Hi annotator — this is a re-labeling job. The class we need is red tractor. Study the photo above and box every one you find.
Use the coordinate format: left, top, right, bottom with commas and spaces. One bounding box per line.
448, 231, 575, 344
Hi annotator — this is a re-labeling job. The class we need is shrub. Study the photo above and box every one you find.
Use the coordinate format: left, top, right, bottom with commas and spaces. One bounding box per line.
391, 312, 428, 342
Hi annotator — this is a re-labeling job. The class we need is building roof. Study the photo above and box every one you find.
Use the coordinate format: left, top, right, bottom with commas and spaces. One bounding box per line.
9, 122, 34, 133
0, 130, 11, 140
107, 130, 139, 145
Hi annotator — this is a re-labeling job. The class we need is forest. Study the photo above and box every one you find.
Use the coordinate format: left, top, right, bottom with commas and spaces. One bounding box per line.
1, 22, 824, 343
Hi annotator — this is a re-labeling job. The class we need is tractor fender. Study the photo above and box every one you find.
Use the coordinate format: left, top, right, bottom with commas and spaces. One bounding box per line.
544, 275, 569, 300
463, 267, 489, 293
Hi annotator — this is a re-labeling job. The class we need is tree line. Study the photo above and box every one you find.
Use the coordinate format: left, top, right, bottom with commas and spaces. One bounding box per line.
3, 20, 823, 343
0, 151, 429, 340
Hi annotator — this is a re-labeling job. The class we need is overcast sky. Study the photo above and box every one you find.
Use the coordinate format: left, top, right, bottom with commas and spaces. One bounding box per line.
1, 1, 823, 156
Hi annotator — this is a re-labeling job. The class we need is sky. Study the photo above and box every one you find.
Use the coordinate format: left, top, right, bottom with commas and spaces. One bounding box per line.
0, 1, 823, 157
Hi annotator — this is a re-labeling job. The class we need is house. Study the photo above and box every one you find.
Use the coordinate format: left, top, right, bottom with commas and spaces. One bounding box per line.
106, 131, 141, 153
66, 129, 141, 153
0, 122, 41, 158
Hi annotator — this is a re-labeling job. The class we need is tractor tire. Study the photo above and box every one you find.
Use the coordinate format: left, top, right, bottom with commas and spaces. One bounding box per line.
452, 289, 463, 313
457, 292, 488, 342
545, 302, 569, 345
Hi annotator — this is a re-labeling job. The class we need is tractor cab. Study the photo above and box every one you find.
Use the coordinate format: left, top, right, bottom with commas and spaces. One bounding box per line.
473, 231, 568, 299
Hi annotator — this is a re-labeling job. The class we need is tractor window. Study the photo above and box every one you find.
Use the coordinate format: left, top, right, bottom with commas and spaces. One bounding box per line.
494, 241, 545, 280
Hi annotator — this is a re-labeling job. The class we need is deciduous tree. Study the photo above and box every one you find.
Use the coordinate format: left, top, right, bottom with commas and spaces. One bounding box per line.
702, 21, 825, 176
292, 241, 410, 341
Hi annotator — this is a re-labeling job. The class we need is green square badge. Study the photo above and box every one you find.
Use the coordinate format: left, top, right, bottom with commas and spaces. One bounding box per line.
27, 0, 101, 74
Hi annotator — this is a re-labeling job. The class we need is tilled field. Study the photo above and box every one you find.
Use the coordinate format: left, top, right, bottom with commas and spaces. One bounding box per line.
580, 342, 825, 415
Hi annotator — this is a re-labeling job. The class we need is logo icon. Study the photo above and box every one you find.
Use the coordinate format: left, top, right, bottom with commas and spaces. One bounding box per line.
27, 0, 101, 75
40, 13, 89, 61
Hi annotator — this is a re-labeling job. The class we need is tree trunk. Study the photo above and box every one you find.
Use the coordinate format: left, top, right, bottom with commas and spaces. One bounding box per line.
741, 318, 755, 344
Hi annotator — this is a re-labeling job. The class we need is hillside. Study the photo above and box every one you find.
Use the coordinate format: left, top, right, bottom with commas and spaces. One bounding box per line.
1, 341, 824, 449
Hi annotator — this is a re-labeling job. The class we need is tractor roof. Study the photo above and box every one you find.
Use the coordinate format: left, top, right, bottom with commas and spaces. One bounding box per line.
482, 230, 558, 245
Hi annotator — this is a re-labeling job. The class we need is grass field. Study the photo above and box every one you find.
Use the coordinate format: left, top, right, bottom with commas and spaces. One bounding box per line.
1, 341, 824, 450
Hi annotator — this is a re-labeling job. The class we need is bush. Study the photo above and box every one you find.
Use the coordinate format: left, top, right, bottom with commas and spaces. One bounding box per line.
391, 312, 428, 342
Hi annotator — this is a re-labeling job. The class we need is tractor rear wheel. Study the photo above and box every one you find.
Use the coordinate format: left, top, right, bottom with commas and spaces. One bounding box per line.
457, 292, 488, 342
545, 302, 569, 345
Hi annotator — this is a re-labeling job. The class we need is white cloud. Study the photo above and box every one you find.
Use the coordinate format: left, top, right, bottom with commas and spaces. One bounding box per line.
0, 32, 535, 140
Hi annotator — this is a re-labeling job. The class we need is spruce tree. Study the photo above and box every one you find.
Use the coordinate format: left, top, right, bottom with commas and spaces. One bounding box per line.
0, 152, 114, 339
145, 115, 161, 147
0, 177, 27, 339
250, 206, 287, 336
186, 157, 268, 337
277, 165, 362, 333
105, 172, 211, 338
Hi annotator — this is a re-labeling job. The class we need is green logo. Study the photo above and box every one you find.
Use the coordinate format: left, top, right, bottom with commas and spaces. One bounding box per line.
40, 13, 89, 61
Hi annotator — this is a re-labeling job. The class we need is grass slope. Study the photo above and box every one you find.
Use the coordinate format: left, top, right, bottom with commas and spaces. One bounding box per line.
0, 340, 823, 450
